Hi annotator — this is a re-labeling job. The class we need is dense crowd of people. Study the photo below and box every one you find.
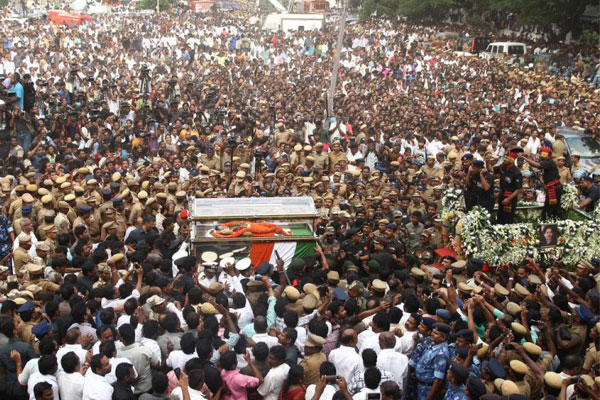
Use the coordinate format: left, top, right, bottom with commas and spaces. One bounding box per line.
0, 2, 599, 400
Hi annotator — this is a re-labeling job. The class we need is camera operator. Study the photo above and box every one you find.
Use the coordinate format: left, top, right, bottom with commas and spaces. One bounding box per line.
9, 104, 33, 152
22, 74, 35, 113
153, 100, 168, 124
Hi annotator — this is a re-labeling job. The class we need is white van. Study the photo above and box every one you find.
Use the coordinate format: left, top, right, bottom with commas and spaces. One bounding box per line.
480, 42, 527, 59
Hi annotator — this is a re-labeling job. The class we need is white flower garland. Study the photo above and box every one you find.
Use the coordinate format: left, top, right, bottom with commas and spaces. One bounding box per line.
561, 184, 579, 210
456, 206, 600, 266
441, 187, 465, 220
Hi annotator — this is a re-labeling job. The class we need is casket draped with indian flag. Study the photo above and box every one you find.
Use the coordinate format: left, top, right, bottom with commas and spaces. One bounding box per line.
190, 197, 318, 269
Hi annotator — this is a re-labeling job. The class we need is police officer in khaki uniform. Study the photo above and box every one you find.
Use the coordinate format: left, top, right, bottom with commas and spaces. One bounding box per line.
13, 233, 33, 278
36, 195, 54, 227
36, 210, 55, 241
73, 185, 87, 209
312, 142, 329, 173
101, 221, 118, 241
0, 265, 9, 292
72, 205, 92, 236
166, 182, 178, 207
299, 333, 327, 386
420, 155, 443, 178
41, 225, 58, 256
450, 260, 468, 284
129, 191, 147, 225
97, 188, 114, 217
93, 262, 113, 289
13, 186, 39, 221
557, 157, 572, 184
200, 145, 221, 170
87, 204, 101, 242
26, 262, 59, 293
7, 190, 27, 220
64, 194, 78, 224
31, 242, 49, 268
85, 179, 102, 204
283, 286, 304, 316
111, 198, 128, 240
174, 191, 188, 215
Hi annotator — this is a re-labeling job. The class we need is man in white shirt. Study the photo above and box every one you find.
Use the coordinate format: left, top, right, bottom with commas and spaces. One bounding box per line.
117, 324, 160, 394
56, 328, 90, 367
328, 329, 362, 382
352, 367, 382, 400
376, 332, 408, 392
357, 327, 380, 355
251, 316, 279, 348
83, 354, 113, 400
166, 332, 198, 371
57, 351, 85, 400
398, 314, 419, 356
258, 345, 291, 400
26, 355, 59, 400
358, 313, 390, 355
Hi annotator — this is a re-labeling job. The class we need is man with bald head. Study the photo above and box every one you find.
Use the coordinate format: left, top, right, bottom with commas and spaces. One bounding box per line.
377, 331, 409, 392
328, 328, 361, 381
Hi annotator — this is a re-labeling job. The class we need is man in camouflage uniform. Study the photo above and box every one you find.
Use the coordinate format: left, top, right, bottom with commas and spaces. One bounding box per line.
319, 226, 340, 266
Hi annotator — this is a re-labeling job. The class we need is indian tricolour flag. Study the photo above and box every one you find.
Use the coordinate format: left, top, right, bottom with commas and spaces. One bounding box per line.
248, 227, 315, 269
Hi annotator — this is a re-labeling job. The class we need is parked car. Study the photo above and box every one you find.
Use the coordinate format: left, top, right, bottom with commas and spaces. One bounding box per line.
455, 36, 491, 54
480, 42, 527, 59
559, 127, 600, 169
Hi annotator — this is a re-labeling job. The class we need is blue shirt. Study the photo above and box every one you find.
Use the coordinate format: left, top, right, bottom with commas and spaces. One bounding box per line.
0, 215, 13, 257
409, 336, 432, 368
443, 384, 468, 400
240, 296, 277, 337
9, 82, 24, 109
415, 342, 450, 383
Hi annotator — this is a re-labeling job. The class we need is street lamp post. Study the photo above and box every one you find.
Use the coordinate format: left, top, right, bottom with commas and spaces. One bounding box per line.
326, 0, 348, 119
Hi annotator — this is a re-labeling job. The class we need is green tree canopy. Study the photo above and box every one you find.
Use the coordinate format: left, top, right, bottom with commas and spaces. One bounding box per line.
358, 0, 595, 37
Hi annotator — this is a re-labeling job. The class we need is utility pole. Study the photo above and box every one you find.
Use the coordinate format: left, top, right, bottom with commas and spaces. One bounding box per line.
326, 0, 348, 118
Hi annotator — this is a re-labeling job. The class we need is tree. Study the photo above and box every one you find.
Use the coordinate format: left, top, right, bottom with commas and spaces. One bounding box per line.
509, 0, 595, 38
357, 0, 594, 39
136, 0, 170, 11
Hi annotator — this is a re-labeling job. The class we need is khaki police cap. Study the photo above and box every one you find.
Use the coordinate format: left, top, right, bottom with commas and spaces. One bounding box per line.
284, 286, 300, 301
514, 283, 530, 297
200, 303, 217, 314
302, 294, 318, 309
494, 283, 509, 296
523, 342, 542, 355
509, 360, 529, 375
544, 372, 562, 389
208, 282, 224, 295
511, 322, 527, 335
501, 380, 519, 396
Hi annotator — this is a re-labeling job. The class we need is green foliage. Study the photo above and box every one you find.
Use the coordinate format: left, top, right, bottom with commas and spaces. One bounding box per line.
583, 29, 600, 45
465, 14, 484, 26
0, 0, 7, 7
358, 0, 594, 36
359, 0, 402, 18
136, 0, 170, 11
